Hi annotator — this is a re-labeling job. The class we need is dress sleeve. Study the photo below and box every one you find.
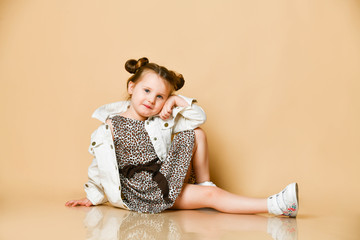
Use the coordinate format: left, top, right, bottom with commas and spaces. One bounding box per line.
172, 95, 207, 133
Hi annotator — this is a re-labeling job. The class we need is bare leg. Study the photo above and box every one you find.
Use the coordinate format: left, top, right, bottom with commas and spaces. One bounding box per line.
172, 184, 268, 214
192, 128, 211, 183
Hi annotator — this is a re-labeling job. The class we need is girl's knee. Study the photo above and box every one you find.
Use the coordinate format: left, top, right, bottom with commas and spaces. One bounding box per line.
202, 186, 220, 200
194, 128, 207, 142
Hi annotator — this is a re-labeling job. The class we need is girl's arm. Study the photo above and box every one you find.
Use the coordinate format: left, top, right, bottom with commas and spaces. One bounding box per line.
83, 121, 116, 205
161, 95, 206, 133
159, 95, 189, 120
66, 124, 111, 207
66, 154, 105, 207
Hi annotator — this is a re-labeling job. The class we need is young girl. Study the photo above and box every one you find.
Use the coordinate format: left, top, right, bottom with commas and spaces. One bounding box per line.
66, 57, 299, 217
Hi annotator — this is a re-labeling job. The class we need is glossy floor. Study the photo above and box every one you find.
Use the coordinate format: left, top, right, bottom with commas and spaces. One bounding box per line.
1, 198, 359, 240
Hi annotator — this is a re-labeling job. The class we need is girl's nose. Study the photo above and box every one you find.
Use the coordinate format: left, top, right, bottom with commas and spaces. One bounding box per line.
148, 95, 156, 104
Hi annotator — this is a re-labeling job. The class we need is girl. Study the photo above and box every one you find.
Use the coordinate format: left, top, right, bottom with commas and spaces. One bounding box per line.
66, 57, 299, 217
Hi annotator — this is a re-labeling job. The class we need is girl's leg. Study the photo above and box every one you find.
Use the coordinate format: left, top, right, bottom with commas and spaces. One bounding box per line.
172, 184, 268, 214
192, 128, 211, 183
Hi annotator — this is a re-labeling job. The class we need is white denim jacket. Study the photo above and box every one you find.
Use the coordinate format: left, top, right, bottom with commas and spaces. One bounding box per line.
84, 95, 206, 209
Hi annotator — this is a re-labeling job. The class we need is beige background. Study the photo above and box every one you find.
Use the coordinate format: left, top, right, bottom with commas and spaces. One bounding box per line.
1, 0, 360, 217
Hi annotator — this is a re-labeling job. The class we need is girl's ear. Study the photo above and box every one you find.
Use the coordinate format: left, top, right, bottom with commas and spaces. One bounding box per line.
128, 81, 135, 95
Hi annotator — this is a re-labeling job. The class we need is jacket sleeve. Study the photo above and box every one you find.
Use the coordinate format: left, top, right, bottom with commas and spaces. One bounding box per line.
84, 128, 108, 205
172, 95, 207, 133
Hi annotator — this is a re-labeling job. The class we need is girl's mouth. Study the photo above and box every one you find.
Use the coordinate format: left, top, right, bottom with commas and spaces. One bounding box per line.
143, 104, 152, 109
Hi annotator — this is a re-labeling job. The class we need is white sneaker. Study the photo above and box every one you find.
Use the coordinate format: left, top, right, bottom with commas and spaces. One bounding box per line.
267, 183, 299, 217
196, 181, 217, 187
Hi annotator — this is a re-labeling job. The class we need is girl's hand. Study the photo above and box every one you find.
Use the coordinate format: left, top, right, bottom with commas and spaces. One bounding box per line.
159, 95, 189, 120
65, 198, 93, 207
159, 96, 176, 120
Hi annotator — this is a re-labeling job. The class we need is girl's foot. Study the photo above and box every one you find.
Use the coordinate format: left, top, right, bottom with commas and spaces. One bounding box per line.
267, 183, 299, 217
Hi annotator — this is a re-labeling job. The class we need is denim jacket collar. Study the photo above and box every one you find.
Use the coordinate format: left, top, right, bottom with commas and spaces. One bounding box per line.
91, 101, 130, 123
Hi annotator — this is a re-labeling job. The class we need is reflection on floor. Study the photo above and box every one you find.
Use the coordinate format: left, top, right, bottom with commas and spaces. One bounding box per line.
84, 206, 297, 240
0, 198, 359, 240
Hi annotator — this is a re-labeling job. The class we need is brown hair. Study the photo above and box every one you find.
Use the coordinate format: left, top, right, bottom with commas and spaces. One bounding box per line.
125, 57, 185, 92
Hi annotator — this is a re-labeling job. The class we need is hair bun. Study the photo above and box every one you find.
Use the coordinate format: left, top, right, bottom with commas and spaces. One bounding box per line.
125, 57, 149, 74
173, 72, 185, 91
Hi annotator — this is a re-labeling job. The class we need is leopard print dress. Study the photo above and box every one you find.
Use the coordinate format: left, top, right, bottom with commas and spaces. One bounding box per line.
110, 115, 195, 214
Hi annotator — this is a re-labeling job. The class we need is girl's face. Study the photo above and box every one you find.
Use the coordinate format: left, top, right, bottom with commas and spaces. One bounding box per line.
127, 71, 171, 121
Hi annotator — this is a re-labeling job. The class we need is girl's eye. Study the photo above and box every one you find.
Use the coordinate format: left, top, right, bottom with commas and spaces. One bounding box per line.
157, 95, 163, 99
144, 89, 150, 93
